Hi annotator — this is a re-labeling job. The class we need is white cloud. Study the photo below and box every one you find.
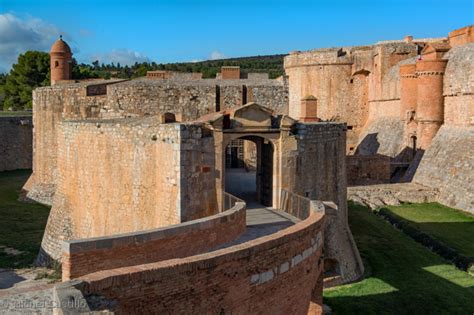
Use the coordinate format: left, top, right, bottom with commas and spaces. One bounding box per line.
209, 50, 227, 60
90, 49, 151, 66
0, 13, 66, 72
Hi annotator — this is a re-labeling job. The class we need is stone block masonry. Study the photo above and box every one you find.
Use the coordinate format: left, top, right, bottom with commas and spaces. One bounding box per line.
414, 126, 474, 213
38, 118, 219, 264
0, 116, 32, 171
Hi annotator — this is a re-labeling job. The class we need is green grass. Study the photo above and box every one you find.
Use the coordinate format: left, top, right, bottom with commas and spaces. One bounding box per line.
0, 170, 50, 268
382, 203, 474, 258
0, 111, 32, 117
324, 202, 474, 314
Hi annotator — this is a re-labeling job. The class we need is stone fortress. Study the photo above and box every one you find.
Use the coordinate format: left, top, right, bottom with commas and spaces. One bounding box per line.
285, 25, 473, 212
6, 24, 472, 313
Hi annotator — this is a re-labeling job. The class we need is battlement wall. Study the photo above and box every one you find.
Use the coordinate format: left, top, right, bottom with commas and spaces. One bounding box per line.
62, 200, 246, 280
0, 116, 32, 171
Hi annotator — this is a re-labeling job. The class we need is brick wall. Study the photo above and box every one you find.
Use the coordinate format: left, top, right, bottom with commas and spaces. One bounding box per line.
62, 201, 246, 280
73, 210, 325, 314
0, 116, 32, 171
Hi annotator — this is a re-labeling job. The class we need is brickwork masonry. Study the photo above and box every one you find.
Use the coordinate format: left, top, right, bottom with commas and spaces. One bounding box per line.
56, 205, 325, 314
62, 201, 246, 280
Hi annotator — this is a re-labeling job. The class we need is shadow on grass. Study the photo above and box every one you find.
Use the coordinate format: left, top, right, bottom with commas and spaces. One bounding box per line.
378, 207, 474, 271
324, 203, 474, 314
0, 170, 50, 269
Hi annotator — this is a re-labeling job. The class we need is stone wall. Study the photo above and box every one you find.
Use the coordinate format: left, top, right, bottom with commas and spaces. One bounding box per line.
443, 44, 474, 126
38, 118, 219, 263
104, 80, 216, 120
280, 122, 364, 286
68, 209, 325, 314
26, 81, 118, 205
355, 117, 406, 158
62, 201, 246, 280
0, 116, 32, 171
414, 126, 474, 213
347, 155, 391, 185
104, 79, 288, 119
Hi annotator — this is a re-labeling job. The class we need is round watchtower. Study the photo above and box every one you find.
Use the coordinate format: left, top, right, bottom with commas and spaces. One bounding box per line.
50, 35, 72, 85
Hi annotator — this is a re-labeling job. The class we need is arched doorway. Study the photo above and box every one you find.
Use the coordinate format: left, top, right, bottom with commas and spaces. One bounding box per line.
224, 136, 274, 208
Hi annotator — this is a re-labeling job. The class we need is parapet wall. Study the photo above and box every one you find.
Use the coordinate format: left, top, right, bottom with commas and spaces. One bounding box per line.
0, 116, 32, 171
62, 201, 246, 280
66, 208, 325, 314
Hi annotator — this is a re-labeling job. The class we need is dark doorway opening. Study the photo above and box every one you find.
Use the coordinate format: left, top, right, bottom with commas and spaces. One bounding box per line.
224, 136, 273, 207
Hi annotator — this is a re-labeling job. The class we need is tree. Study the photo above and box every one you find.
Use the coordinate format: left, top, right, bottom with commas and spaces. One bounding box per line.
0, 73, 7, 109
3, 51, 50, 110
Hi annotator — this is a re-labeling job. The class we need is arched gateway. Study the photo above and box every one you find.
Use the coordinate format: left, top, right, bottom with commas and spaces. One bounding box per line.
197, 103, 297, 210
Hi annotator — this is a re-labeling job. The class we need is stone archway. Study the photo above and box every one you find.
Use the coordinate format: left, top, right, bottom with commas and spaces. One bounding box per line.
200, 102, 296, 210
224, 135, 275, 207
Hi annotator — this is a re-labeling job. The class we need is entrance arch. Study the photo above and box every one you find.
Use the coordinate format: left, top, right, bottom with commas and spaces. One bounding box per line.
224, 136, 274, 207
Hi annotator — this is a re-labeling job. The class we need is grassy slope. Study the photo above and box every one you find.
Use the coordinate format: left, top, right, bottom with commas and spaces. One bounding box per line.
324, 203, 474, 314
0, 170, 50, 268
384, 203, 474, 257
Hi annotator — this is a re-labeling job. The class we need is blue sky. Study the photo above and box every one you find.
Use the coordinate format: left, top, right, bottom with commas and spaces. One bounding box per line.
0, 0, 472, 71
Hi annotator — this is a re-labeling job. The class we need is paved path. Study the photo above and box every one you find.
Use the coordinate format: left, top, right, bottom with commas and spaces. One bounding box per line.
222, 168, 300, 247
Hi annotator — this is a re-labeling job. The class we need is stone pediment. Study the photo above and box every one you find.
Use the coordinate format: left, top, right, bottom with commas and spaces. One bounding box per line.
231, 103, 273, 129
198, 103, 276, 130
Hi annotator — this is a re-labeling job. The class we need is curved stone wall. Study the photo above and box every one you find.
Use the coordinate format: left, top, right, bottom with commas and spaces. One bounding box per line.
38, 118, 218, 264
62, 201, 246, 280
68, 210, 325, 314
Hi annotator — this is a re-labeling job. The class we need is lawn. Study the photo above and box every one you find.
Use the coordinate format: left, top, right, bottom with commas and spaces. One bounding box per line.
0, 170, 50, 268
324, 202, 474, 314
382, 203, 474, 258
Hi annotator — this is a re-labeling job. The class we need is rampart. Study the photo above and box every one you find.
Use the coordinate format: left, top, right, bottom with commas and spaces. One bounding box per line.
0, 116, 32, 171
62, 200, 246, 280
56, 198, 326, 314
24, 77, 287, 206
25, 80, 124, 205
38, 119, 218, 264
